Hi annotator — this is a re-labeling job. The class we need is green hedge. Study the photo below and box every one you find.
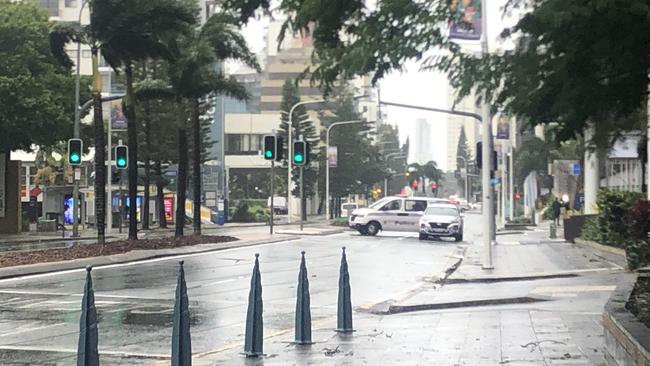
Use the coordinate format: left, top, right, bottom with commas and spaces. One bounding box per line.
330, 217, 348, 227
580, 189, 649, 270
230, 200, 270, 223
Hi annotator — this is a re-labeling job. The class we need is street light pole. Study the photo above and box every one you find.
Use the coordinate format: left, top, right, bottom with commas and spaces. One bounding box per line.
287, 99, 325, 223
325, 120, 363, 222
480, 0, 494, 269
72, 0, 89, 238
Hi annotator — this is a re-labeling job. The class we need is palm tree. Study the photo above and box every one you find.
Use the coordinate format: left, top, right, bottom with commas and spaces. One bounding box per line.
89, 0, 195, 240
50, 22, 109, 244
50, 0, 194, 242
167, 12, 259, 236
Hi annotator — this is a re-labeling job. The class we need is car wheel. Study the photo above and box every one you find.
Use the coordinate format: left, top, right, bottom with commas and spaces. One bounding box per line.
454, 233, 463, 242
366, 221, 381, 236
358, 228, 368, 236
419, 233, 428, 241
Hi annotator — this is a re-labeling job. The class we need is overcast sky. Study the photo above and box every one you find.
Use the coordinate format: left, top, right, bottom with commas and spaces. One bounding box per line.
238, 1, 523, 171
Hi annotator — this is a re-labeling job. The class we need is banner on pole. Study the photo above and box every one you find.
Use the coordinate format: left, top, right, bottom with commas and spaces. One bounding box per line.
449, 0, 482, 40
495, 114, 510, 140
328, 146, 338, 168
110, 100, 128, 130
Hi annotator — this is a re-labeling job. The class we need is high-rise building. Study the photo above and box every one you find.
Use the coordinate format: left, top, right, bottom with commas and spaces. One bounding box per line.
446, 87, 480, 171
411, 119, 434, 165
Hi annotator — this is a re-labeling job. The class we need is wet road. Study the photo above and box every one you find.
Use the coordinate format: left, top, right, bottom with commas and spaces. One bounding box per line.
0, 218, 474, 365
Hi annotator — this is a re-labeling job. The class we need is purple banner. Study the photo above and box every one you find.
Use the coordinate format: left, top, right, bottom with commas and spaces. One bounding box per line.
449, 0, 482, 41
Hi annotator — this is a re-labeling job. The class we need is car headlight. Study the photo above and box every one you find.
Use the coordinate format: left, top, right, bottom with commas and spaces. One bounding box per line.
450, 219, 460, 225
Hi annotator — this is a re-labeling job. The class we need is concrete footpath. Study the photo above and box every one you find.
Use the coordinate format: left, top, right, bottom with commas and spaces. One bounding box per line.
199, 223, 632, 365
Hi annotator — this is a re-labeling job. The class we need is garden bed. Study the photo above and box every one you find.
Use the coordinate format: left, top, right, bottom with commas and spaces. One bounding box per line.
627, 274, 650, 330
0, 235, 238, 268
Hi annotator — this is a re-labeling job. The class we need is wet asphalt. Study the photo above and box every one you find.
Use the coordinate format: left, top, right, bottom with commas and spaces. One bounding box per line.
0, 218, 472, 365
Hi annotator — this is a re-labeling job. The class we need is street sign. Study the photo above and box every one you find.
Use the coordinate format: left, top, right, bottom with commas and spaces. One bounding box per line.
571, 163, 581, 176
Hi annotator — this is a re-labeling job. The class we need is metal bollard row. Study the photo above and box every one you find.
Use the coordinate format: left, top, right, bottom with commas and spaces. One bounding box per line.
76, 247, 353, 364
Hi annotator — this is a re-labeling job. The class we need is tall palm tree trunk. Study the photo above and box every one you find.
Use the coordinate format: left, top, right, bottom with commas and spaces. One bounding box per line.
191, 98, 201, 235
156, 160, 167, 228
176, 99, 188, 237
91, 48, 106, 245
142, 101, 152, 230
125, 63, 138, 240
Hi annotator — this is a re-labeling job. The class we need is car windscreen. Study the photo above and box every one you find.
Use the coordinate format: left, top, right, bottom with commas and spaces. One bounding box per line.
369, 198, 390, 209
424, 207, 458, 216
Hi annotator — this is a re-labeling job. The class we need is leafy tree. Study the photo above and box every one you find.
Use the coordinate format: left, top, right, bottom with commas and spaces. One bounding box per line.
455, 126, 471, 197
0, 3, 79, 154
409, 161, 443, 195
514, 135, 551, 190
222, 0, 650, 147
50, 0, 195, 241
318, 92, 386, 216
278, 79, 320, 220
89, 0, 196, 240
166, 11, 259, 236
377, 124, 408, 195
133, 61, 179, 230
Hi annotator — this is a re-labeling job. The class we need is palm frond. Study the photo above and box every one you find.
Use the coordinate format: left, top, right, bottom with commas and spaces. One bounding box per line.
134, 79, 174, 101
49, 21, 87, 68
201, 13, 261, 72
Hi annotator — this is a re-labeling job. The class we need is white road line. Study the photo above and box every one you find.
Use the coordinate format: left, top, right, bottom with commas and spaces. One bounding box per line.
0, 345, 170, 359
0, 322, 66, 338
0, 240, 296, 285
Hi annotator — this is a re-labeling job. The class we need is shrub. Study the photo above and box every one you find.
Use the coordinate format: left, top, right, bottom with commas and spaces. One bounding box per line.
330, 217, 348, 227
626, 200, 650, 270
581, 216, 601, 242
232, 203, 256, 222
595, 189, 643, 247
230, 201, 270, 223
508, 216, 532, 224
629, 200, 650, 240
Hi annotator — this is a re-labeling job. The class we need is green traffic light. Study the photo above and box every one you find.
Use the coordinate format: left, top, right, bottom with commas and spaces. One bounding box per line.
117, 158, 127, 167
265, 150, 273, 158
294, 153, 304, 163
70, 153, 80, 163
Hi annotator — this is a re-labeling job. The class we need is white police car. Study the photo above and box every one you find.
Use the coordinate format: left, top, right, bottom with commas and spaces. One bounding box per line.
348, 196, 435, 236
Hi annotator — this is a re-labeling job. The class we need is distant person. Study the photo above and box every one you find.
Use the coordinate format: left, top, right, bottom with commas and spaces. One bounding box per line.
551, 198, 561, 226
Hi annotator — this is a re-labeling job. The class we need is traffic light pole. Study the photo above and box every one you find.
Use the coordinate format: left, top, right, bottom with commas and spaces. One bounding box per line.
287, 100, 325, 224
107, 117, 112, 234
299, 166, 304, 231
270, 160, 274, 234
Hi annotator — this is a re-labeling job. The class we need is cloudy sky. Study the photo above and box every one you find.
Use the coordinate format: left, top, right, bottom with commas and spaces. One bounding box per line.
237, 1, 523, 171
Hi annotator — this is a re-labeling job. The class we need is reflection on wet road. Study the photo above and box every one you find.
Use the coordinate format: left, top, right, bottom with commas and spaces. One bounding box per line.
0, 227, 466, 365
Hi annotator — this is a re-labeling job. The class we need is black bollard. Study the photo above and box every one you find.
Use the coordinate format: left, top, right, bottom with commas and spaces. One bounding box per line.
294, 251, 313, 344
172, 261, 192, 366
77, 266, 99, 366
336, 247, 354, 333
243, 253, 264, 357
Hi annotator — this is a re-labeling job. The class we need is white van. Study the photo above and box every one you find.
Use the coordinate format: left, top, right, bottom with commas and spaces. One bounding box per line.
348, 196, 436, 236
340, 203, 359, 217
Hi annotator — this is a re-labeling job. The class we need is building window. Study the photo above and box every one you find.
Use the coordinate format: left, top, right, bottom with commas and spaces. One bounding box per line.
39, 0, 59, 16
225, 134, 264, 155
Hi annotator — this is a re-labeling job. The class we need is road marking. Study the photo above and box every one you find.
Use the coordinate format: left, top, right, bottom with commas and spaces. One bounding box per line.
0, 345, 170, 359
0, 240, 297, 284
531, 285, 616, 295
0, 322, 66, 338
